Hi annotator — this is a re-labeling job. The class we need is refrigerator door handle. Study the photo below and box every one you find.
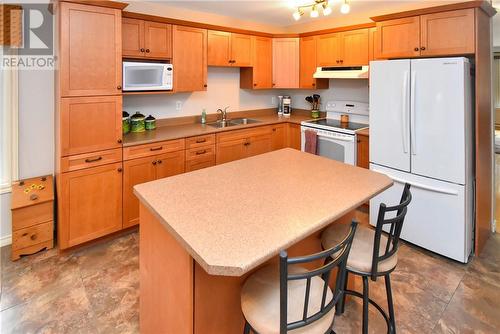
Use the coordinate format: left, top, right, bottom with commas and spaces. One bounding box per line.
372, 168, 459, 196
402, 71, 409, 153
410, 71, 417, 155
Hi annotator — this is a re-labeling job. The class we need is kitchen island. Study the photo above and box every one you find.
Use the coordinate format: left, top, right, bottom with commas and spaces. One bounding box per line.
134, 148, 392, 333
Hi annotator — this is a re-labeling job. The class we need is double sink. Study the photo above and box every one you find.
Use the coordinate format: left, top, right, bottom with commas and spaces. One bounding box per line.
206, 118, 261, 129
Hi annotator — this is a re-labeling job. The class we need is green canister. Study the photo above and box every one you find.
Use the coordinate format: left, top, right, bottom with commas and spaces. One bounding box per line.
130, 111, 146, 133
122, 111, 130, 134
145, 115, 156, 131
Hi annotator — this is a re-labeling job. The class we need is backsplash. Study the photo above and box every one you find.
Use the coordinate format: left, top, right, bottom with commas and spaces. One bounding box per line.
123, 67, 369, 119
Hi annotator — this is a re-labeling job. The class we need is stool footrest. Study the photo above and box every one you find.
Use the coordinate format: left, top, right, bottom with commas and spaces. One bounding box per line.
342, 289, 394, 334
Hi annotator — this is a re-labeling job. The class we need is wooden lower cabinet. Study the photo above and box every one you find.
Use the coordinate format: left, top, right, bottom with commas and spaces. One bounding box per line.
123, 150, 185, 228
216, 137, 248, 164
287, 123, 302, 150
123, 156, 156, 228
356, 133, 369, 169
59, 163, 123, 249
270, 124, 286, 150
216, 126, 274, 164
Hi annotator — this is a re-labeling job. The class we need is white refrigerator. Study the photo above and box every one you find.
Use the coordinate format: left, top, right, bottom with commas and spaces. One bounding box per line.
369, 58, 474, 263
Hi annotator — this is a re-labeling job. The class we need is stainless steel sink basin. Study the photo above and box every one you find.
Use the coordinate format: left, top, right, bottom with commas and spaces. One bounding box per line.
229, 118, 260, 125
206, 118, 261, 128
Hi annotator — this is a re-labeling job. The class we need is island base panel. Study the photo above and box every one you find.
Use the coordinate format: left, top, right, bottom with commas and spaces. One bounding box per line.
139, 204, 194, 334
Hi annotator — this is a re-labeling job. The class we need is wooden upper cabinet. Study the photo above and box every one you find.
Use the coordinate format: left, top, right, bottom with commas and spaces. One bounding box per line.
173, 25, 207, 92
272, 38, 299, 88
368, 27, 378, 61
59, 163, 123, 249
420, 9, 475, 56
144, 21, 172, 58
341, 29, 369, 66
231, 33, 253, 67
299, 36, 328, 89
376, 16, 421, 59
60, 2, 122, 97
208, 30, 231, 66
316, 33, 342, 66
60, 96, 122, 157
240, 36, 272, 89
122, 18, 172, 59
207, 31, 253, 67
122, 18, 144, 58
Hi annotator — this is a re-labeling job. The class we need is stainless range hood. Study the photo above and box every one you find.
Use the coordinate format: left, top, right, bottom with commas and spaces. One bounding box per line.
313, 66, 369, 79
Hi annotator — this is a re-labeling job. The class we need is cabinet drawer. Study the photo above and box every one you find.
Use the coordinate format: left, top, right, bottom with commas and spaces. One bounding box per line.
216, 125, 272, 143
186, 145, 216, 161
186, 157, 215, 172
12, 201, 53, 231
60, 148, 122, 172
186, 134, 215, 149
12, 221, 53, 251
123, 139, 185, 160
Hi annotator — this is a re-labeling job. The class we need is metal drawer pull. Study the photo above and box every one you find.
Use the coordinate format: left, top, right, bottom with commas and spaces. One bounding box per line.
85, 156, 103, 163
30, 194, 39, 201
196, 150, 207, 155
150, 147, 163, 151
196, 139, 207, 143
30, 234, 37, 241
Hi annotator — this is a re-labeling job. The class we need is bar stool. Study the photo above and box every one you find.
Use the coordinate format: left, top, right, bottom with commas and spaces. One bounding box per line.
321, 184, 412, 334
240, 221, 358, 334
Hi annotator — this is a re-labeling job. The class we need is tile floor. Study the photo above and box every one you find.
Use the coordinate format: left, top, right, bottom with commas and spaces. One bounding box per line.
1, 230, 499, 333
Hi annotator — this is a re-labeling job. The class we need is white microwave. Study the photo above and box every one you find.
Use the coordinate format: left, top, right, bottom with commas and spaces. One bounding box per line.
122, 61, 173, 91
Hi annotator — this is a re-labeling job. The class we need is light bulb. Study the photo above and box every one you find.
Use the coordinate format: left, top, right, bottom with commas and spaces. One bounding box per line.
340, 2, 350, 14
310, 5, 319, 18
323, 5, 332, 16
293, 9, 302, 21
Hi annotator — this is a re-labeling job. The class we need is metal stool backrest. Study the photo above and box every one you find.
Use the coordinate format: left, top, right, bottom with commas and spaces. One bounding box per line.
279, 221, 358, 334
371, 183, 412, 280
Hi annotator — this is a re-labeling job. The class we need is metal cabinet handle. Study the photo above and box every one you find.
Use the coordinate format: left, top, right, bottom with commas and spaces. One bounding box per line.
204, 84, 208, 88
117, 168, 123, 172
145, 49, 150, 53
244, 142, 250, 146
195, 139, 206, 143
85, 156, 102, 163
414, 47, 419, 52
150, 147, 162, 151
420, 46, 426, 51
30, 234, 37, 241
152, 160, 157, 165
140, 48, 145, 52
157, 160, 162, 164
30, 194, 39, 201
196, 150, 207, 155
253, 83, 257, 87
117, 85, 122, 90
117, 139, 122, 144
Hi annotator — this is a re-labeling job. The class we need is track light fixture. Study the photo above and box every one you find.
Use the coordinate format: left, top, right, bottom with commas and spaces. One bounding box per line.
291, 0, 350, 21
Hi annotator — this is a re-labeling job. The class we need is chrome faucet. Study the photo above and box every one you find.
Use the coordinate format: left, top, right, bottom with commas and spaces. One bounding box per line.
217, 107, 229, 123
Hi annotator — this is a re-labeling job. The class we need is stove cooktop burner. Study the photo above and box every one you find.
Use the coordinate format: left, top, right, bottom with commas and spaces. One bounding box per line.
304, 118, 368, 131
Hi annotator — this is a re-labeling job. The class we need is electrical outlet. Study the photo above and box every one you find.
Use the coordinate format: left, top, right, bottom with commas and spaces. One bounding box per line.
175, 101, 182, 111
271, 97, 276, 105
325, 101, 336, 112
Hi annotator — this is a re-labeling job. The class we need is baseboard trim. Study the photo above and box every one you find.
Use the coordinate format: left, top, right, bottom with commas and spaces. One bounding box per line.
0, 234, 12, 247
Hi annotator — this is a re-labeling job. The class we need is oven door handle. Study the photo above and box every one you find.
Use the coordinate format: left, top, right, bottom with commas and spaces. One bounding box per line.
316, 134, 354, 143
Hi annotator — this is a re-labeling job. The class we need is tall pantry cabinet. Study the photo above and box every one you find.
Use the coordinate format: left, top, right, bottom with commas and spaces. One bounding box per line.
56, 1, 127, 249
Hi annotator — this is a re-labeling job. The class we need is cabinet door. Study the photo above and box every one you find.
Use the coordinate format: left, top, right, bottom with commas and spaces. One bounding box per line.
246, 133, 273, 158
316, 33, 342, 66
341, 29, 369, 66
231, 33, 253, 67
287, 123, 301, 150
253, 36, 273, 89
59, 163, 123, 249
368, 27, 378, 61
208, 30, 231, 66
173, 25, 207, 92
272, 38, 299, 88
270, 124, 286, 150
123, 156, 156, 228
155, 151, 185, 179
144, 21, 172, 59
122, 18, 144, 58
60, 96, 122, 156
356, 134, 369, 169
300, 36, 317, 89
60, 2, 122, 97
420, 9, 474, 56
376, 17, 420, 59
216, 138, 247, 164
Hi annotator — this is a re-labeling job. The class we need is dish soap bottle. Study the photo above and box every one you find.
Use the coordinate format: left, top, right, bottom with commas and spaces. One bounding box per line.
201, 109, 207, 124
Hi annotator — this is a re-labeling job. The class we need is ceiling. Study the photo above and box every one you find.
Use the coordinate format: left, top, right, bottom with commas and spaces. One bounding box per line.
143, 0, 470, 28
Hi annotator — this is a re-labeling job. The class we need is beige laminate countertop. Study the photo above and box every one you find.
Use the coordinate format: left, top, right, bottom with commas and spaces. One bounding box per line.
123, 113, 313, 147
134, 148, 392, 277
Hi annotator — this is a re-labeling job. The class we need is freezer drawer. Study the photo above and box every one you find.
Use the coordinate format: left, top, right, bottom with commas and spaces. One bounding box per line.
369, 164, 473, 263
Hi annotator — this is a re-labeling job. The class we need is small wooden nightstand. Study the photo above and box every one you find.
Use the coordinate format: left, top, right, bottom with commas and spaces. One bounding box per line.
11, 175, 54, 261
